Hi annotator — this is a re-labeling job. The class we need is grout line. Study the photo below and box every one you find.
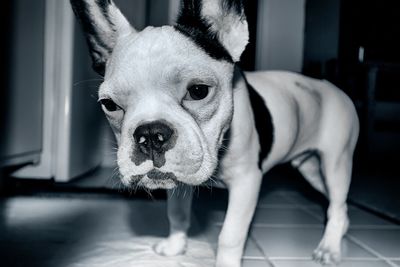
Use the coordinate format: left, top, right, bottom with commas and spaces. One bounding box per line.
281, 192, 399, 266
298, 205, 325, 222
346, 234, 399, 267
256, 197, 399, 229
256, 204, 308, 209
280, 192, 400, 229
250, 223, 324, 228
257, 191, 400, 266
213, 222, 325, 228
348, 225, 400, 230
348, 199, 400, 225
282, 193, 400, 230
248, 233, 276, 267
242, 256, 267, 260
269, 256, 385, 261
250, 223, 400, 230
257, 202, 322, 208
269, 257, 313, 261
247, 234, 268, 260
281, 193, 326, 223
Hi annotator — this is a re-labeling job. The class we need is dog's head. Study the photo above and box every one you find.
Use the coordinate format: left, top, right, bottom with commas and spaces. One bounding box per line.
71, 0, 249, 189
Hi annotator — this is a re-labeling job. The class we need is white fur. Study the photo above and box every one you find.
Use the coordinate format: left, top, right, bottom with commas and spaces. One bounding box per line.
202, 0, 249, 62
215, 71, 358, 266
99, 26, 235, 188
161, 71, 358, 267
77, 0, 135, 66
73, 1, 359, 266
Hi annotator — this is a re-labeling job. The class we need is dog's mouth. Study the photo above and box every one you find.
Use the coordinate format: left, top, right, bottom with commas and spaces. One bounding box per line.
131, 169, 178, 189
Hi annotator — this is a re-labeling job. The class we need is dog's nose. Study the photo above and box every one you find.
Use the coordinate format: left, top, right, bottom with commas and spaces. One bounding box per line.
133, 121, 175, 167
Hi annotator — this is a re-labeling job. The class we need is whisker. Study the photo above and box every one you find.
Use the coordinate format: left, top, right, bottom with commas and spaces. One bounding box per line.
73, 78, 104, 87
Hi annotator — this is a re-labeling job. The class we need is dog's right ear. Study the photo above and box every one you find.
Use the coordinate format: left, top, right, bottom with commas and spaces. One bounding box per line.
70, 0, 135, 76
176, 0, 249, 63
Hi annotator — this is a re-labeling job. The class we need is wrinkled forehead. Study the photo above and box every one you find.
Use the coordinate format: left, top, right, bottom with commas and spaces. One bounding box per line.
105, 26, 232, 81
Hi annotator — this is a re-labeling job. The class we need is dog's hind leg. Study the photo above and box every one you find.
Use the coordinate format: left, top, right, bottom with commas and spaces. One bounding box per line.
292, 151, 327, 195
312, 150, 353, 265
153, 185, 193, 256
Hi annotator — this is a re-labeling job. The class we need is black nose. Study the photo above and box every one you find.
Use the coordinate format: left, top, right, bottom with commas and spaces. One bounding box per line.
133, 121, 176, 167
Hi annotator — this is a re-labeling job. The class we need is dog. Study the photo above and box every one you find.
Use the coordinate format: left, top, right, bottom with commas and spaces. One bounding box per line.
70, 0, 359, 266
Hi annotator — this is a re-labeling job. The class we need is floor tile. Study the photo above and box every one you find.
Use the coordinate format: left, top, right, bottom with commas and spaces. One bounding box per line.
251, 227, 376, 259
252, 207, 322, 225
392, 260, 400, 266
198, 209, 226, 224
2, 182, 399, 267
350, 172, 400, 222
257, 192, 294, 205
283, 202, 398, 229
242, 259, 272, 267
348, 208, 395, 226
66, 237, 215, 267
349, 229, 400, 258
243, 239, 266, 259
0, 197, 210, 267
280, 191, 324, 208
272, 259, 392, 267
302, 207, 326, 221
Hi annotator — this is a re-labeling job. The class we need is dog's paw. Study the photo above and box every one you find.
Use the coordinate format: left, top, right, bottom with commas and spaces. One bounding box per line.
153, 233, 187, 256
313, 215, 348, 265
312, 243, 341, 265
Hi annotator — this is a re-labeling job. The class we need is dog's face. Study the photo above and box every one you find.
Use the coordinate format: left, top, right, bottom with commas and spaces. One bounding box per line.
71, 0, 248, 189
101, 27, 235, 189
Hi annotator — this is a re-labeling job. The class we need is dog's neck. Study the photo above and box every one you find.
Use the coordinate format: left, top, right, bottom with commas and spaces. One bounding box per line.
223, 65, 274, 169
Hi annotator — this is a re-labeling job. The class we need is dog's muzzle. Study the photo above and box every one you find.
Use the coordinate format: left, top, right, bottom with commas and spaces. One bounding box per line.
132, 120, 177, 168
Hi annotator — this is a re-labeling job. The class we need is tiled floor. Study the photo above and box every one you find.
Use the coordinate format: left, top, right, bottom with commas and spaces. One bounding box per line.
192, 187, 400, 267
1, 171, 399, 266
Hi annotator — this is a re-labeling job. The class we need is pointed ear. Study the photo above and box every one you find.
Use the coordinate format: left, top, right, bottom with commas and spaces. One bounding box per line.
176, 0, 249, 62
70, 0, 135, 75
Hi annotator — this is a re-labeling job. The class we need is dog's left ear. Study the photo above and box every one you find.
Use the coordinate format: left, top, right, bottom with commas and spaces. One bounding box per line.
70, 0, 135, 75
176, 0, 249, 62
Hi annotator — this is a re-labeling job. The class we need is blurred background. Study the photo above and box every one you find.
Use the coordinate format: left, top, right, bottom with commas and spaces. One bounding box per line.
0, 0, 399, 266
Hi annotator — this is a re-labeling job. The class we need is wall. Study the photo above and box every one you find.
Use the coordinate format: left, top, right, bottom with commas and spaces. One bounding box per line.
256, 0, 306, 72
303, 0, 340, 76
0, 0, 45, 167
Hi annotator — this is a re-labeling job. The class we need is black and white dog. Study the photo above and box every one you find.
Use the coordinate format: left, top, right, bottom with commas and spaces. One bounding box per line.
71, 0, 359, 266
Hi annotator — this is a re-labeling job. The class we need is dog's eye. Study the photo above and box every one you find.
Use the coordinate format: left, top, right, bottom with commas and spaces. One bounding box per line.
99, 98, 120, 112
185, 84, 209, 101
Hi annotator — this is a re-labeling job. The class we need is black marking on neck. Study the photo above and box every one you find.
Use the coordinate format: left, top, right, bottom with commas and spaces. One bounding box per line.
242, 72, 274, 168
174, 0, 233, 63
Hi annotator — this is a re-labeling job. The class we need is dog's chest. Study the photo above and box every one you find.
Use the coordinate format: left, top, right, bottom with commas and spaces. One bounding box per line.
211, 74, 275, 184
246, 81, 274, 167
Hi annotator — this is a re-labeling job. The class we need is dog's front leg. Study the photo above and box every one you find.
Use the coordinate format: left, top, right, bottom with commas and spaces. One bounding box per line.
154, 186, 193, 256
216, 167, 263, 267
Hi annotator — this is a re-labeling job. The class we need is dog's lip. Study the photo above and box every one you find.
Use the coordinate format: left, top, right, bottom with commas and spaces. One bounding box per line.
128, 169, 177, 183
135, 169, 178, 189
147, 169, 177, 181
